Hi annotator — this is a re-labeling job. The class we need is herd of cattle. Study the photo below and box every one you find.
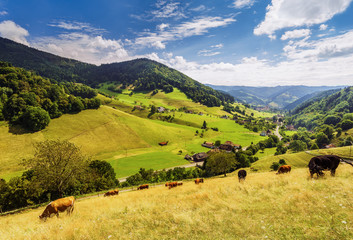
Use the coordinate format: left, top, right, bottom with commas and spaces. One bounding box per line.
39, 155, 350, 221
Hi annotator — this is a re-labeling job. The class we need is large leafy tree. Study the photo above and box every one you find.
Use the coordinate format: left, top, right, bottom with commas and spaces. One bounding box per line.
24, 140, 90, 198
205, 152, 237, 177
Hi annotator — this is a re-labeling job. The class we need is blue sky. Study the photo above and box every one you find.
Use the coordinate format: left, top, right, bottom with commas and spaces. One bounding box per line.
0, 0, 353, 86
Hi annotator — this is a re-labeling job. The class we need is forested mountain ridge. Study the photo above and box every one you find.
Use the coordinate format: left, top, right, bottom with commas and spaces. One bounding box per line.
0, 62, 100, 131
288, 86, 353, 130
0, 37, 233, 107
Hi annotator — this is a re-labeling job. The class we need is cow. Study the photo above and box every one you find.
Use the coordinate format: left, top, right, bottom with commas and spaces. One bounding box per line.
194, 178, 204, 184
137, 184, 149, 190
168, 182, 178, 189
104, 189, 119, 197
308, 155, 341, 178
159, 141, 169, 146
238, 170, 247, 182
177, 182, 183, 186
276, 165, 291, 174
39, 196, 75, 221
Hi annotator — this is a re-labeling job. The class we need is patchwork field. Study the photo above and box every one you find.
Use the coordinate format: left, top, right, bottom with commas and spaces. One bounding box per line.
1, 165, 353, 239
0, 99, 269, 180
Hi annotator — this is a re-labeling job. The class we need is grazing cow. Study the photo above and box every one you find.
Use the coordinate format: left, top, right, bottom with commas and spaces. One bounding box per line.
238, 170, 247, 182
194, 178, 204, 184
308, 155, 341, 178
168, 182, 178, 189
137, 184, 149, 190
276, 165, 291, 174
39, 196, 75, 221
104, 189, 119, 197
177, 182, 183, 186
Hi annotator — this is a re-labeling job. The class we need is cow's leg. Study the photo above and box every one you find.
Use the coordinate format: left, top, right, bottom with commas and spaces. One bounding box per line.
331, 169, 336, 177
310, 171, 314, 178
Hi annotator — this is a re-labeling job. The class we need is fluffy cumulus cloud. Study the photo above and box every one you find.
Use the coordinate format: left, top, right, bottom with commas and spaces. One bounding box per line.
254, 0, 353, 37
233, 0, 256, 9
283, 30, 353, 60
281, 29, 311, 40
145, 29, 353, 86
33, 33, 129, 65
0, 20, 29, 45
134, 16, 235, 49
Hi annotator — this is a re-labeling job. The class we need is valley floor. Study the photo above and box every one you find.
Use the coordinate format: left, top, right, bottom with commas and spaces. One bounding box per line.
1, 166, 353, 240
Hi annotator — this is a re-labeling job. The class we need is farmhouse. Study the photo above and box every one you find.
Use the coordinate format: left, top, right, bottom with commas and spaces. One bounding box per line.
184, 154, 193, 161
201, 141, 214, 148
260, 131, 267, 136
157, 107, 165, 113
192, 152, 209, 162
158, 141, 168, 146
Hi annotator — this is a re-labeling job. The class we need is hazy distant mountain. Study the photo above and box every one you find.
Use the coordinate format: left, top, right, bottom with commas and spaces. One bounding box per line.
207, 84, 344, 109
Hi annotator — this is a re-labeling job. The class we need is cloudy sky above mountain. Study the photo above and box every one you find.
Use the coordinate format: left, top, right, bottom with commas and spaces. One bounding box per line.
0, 0, 353, 86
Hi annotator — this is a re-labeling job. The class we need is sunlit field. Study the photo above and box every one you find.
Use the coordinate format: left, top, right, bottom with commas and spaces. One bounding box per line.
1, 165, 353, 240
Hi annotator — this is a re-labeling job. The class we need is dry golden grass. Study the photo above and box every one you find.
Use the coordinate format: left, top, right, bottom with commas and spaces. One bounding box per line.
1, 165, 353, 240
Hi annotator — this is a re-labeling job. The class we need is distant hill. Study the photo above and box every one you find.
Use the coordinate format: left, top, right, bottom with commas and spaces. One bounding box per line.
207, 84, 344, 109
284, 88, 342, 111
289, 86, 353, 130
0, 37, 233, 107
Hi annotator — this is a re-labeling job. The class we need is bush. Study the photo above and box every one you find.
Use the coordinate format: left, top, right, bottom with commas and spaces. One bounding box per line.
270, 162, 280, 171
279, 159, 286, 165
21, 106, 50, 131
341, 120, 353, 131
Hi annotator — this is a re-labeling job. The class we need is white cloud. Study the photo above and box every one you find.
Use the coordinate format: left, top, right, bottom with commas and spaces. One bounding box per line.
135, 16, 235, 49
320, 24, 328, 30
233, 0, 255, 9
190, 5, 207, 12
254, 0, 353, 37
157, 23, 169, 31
281, 29, 311, 40
0, 20, 29, 45
151, 1, 186, 19
33, 33, 129, 65
198, 43, 224, 57
48, 20, 106, 34
0, 11, 8, 16
283, 30, 353, 60
144, 29, 353, 86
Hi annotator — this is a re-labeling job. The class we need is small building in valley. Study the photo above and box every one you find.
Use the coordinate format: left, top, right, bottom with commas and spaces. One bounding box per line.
192, 152, 209, 162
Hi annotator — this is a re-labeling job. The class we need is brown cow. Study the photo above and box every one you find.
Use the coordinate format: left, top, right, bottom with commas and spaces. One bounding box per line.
194, 178, 204, 184
137, 184, 149, 190
276, 165, 291, 174
168, 182, 178, 189
104, 189, 119, 197
177, 182, 183, 186
39, 196, 75, 221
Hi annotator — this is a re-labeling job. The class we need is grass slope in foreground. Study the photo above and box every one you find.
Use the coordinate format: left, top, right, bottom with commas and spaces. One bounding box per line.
1, 166, 353, 239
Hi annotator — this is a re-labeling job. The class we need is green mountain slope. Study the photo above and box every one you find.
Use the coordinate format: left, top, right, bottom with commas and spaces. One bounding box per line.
0, 37, 233, 107
289, 87, 353, 130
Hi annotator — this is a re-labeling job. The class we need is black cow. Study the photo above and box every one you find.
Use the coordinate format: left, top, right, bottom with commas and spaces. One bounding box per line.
308, 155, 341, 178
238, 170, 247, 182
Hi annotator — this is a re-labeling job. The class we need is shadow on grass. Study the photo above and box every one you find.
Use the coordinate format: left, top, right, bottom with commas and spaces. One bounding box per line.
8, 124, 33, 135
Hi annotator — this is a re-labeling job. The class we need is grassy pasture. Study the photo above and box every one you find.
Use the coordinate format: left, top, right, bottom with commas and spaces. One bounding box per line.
1, 166, 353, 239
108, 151, 188, 178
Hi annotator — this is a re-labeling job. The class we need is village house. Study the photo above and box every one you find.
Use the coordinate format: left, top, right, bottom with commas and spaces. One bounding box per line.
286, 125, 295, 131
201, 141, 214, 149
192, 152, 209, 162
134, 105, 143, 110
260, 131, 267, 136
157, 107, 165, 113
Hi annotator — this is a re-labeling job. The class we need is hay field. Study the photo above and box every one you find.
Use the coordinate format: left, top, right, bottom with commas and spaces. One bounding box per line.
1, 165, 353, 240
